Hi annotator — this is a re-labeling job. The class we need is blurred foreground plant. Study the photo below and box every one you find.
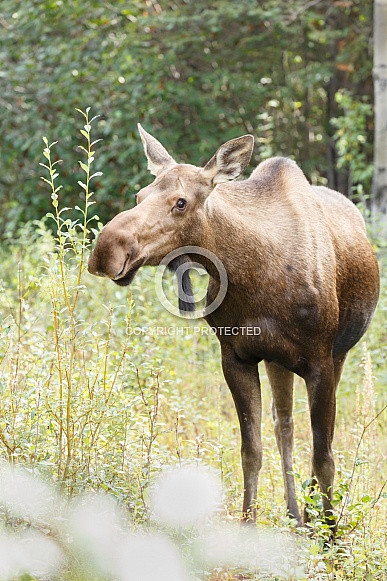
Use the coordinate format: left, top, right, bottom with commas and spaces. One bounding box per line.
0, 463, 303, 581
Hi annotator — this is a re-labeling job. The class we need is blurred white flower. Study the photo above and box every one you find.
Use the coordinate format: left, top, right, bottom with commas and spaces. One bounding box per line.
0, 531, 63, 580
0, 464, 57, 521
150, 465, 221, 527
200, 523, 303, 578
67, 492, 125, 574
0, 463, 305, 580
116, 532, 190, 581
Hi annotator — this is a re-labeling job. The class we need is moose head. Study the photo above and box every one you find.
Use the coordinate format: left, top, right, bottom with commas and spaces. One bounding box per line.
88, 125, 254, 291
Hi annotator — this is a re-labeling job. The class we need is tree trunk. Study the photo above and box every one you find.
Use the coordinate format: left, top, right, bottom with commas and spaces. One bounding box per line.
372, 0, 387, 217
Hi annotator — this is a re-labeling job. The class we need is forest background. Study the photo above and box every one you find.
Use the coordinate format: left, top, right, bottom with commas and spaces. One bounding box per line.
1, 0, 384, 231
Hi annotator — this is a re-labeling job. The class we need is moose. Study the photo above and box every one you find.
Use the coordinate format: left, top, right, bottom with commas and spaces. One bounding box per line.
88, 125, 379, 530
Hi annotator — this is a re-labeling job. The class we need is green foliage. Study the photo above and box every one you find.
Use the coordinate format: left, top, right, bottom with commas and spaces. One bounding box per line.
331, 90, 374, 201
0, 0, 374, 234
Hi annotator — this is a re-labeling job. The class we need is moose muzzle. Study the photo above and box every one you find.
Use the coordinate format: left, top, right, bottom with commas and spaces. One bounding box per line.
88, 224, 141, 286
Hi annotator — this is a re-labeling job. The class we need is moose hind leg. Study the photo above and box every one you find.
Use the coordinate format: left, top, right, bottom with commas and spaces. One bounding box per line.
305, 359, 337, 530
333, 353, 348, 387
221, 344, 262, 522
264, 361, 301, 525
303, 354, 347, 525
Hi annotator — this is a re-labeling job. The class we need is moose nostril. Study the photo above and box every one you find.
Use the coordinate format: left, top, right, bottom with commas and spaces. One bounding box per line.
115, 254, 130, 278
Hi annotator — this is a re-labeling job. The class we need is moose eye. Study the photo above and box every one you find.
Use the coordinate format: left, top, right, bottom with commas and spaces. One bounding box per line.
175, 198, 187, 211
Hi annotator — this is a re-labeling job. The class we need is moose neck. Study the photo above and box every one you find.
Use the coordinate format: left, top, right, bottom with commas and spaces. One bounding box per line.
195, 191, 268, 287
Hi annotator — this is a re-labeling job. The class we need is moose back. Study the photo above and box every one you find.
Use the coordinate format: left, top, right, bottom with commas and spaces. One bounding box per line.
88, 125, 379, 528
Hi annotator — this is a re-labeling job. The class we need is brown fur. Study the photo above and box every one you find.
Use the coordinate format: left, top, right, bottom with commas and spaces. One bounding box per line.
88, 126, 380, 530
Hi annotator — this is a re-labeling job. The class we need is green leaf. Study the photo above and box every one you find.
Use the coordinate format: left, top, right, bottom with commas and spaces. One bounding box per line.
75, 108, 87, 118
309, 544, 320, 556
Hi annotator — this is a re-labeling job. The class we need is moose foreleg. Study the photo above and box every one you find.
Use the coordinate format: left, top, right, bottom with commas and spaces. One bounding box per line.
306, 360, 337, 531
221, 344, 262, 523
264, 361, 301, 525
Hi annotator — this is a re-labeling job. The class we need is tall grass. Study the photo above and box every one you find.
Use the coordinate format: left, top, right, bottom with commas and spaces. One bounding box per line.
0, 111, 386, 579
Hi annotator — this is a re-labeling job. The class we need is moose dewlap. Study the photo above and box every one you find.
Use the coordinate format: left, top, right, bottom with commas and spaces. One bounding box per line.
88, 125, 380, 531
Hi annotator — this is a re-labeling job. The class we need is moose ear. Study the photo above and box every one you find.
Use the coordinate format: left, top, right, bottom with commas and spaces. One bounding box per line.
201, 135, 254, 185
138, 124, 177, 177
